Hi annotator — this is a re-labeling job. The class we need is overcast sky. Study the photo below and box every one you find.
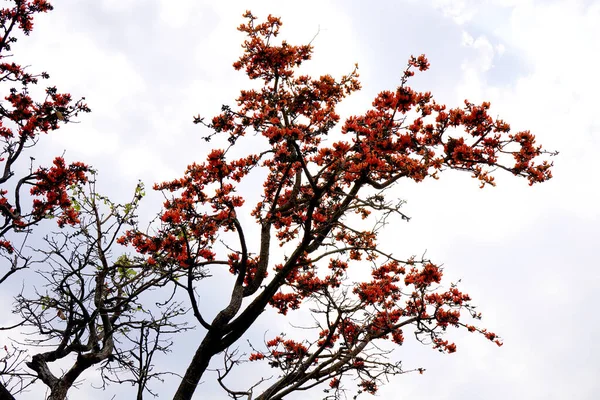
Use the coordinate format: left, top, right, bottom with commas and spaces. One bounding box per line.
3, 0, 599, 398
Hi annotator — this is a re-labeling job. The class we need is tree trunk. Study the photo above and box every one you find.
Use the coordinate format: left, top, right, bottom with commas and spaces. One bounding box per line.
0, 383, 16, 400
172, 332, 219, 400
136, 377, 144, 400
47, 383, 69, 400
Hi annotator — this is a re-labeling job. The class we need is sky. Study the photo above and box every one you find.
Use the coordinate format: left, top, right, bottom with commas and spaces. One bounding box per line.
2, 0, 599, 398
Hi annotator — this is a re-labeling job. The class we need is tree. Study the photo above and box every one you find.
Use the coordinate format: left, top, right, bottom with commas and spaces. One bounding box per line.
0, 1, 90, 397
10, 177, 189, 400
0, 7, 556, 400
117, 12, 555, 400
0, 0, 91, 285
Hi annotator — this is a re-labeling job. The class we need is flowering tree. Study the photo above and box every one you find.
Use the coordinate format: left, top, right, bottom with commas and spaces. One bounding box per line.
118, 12, 555, 400
0, 1, 92, 397
0, 5, 557, 399
0, 0, 91, 285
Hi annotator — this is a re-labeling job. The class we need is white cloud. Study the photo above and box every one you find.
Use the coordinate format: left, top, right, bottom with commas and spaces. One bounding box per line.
432, 0, 480, 24
157, 0, 203, 28
495, 42, 505, 55
457, 31, 496, 101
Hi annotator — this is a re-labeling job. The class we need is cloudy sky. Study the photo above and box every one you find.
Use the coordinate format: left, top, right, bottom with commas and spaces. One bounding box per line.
3, 0, 599, 398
